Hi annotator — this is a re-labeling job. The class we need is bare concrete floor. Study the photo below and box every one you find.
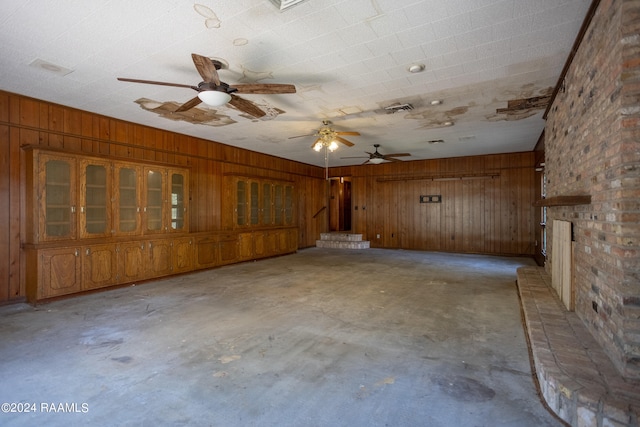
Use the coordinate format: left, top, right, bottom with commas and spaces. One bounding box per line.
0, 248, 562, 427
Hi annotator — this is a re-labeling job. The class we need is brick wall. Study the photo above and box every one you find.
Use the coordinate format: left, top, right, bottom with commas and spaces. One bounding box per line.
545, 0, 640, 379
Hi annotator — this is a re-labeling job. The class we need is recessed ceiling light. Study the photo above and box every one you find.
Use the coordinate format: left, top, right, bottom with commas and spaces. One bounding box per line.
443, 121, 453, 126
430, 99, 442, 105
408, 64, 425, 73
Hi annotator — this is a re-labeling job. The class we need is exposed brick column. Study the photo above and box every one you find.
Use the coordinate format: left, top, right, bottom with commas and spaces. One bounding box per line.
545, 0, 640, 379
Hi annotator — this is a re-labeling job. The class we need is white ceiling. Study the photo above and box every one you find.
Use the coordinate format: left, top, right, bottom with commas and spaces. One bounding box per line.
0, 0, 591, 167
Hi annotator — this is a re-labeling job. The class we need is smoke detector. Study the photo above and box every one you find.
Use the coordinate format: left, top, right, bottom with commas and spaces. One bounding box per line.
269, 0, 308, 10
384, 103, 414, 113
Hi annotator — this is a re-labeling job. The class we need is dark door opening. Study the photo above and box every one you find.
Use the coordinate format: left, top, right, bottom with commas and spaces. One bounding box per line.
329, 177, 351, 232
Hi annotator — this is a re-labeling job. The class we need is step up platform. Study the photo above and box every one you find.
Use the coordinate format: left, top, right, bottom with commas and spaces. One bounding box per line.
316, 232, 370, 249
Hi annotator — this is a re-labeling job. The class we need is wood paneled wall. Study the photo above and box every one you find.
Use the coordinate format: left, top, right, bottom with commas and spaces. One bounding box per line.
0, 90, 538, 304
331, 152, 537, 255
0, 91, 326, 303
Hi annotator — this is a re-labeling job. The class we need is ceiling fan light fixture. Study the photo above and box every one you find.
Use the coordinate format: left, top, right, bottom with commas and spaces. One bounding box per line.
197, 90, 232, 106
369, 158, 385, 164
313, 141, 324, 152
328, 141, 339, 152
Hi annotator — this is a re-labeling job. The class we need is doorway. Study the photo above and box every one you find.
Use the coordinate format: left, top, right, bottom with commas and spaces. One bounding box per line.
329, 177, 351, 232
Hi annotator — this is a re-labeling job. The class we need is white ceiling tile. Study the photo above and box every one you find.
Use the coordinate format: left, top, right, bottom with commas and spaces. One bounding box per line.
431, 13, 473, 39
395, 24, 438, 48
455, 26, 495, 49
421, 36, 459, 58
336, 22, 379, 46
366, 9, 412, 38
0, 0, 593, 167
469, 0, 515, 28
402, 1, 449, 26
364, 34, 404, 59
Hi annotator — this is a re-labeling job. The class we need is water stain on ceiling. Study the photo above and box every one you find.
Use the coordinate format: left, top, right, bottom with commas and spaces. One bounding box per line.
136, 98, 237, 126
135, 98, 286, 126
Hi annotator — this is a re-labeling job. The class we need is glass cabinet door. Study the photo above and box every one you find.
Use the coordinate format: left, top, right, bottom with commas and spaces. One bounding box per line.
262, 183, 272, 226
274, 184, 283, 226
170, 170, 188, 232
41, 155, 77, 240
236, 179, 247, 227
116, 165, 140, 234
250, 181, 260, 226
80, 159, 111, 238
145, 168, 165, 232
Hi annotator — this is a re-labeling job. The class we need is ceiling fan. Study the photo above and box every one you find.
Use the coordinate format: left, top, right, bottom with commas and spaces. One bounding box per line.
289, 120, 360, 151
117, 53, 296, 118
341, 144, 411, 164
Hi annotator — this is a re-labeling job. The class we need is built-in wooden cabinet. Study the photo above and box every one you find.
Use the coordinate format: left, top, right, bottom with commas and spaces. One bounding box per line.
79, 159, 113, 238
34, 247, 83, 299
114, 163, 142, 235
35, 153, 78, 242
26, 149, 189, 243
83, 243, 118, 290
117, 240, 147, 283
24, 149, 297, 303
228, 176, 295, 229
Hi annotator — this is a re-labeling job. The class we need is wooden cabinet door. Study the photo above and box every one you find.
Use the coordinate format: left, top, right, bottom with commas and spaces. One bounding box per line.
169, 169, 189, 233
238, 232, 253, 260
147, 239, 172, 277
235, 178, 249, 227
195, 237, 219, 268
273, 184, 284, 226
38, 153, 77, 241
39, 247, 82, 298
262, 182, 273, 226
172, 237, 193, 273
264, 230, 278, 255
83, 244, 118, 290
253, 231, 267, 258
219, 235, 238, 265
114, 163, 142, 236
144, 168, 167, 234
117, 241, 147, 283
79, 159, 112, 238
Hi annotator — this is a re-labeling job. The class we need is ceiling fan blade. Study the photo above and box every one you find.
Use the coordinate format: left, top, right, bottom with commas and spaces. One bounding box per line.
191, 53, 221, 85
230, 83, 296, 94
288, 133, 316, 139
174, 96, 203, 112
117, 77, 196, 90
335, 131, 360, 136
334, 136, 355, 147
228, 94, 266, 118
382, 153, 411, 158
385, 157, 402, 162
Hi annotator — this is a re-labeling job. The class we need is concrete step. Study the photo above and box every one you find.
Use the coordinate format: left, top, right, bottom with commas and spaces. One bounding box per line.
319, 232, 364, 242
316, 239, 370, 249
317, 232, 370, 249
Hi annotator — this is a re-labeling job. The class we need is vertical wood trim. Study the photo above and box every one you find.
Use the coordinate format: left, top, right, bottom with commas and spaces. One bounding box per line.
0, 125, 9, 301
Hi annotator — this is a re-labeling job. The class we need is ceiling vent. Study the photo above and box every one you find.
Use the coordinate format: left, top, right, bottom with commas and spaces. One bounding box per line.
269, 0, 309, 11
384, 103, 413, 113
